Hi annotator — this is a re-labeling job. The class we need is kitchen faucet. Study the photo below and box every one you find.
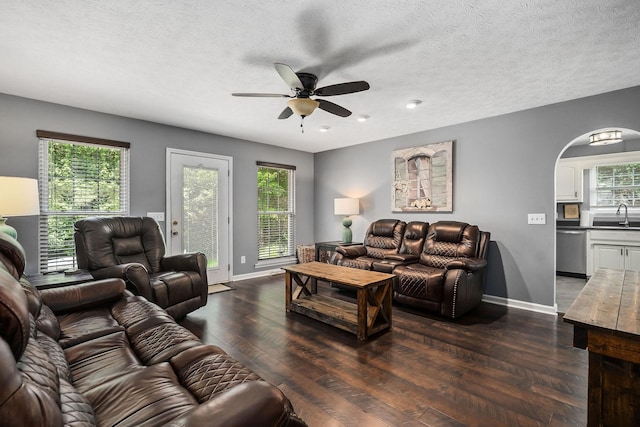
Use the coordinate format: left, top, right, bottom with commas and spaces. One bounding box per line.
616, 203, 630, 227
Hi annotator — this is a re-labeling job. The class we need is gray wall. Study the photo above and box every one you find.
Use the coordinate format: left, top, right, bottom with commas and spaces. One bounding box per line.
314, 86, 640, 308
0, 93, 314, 275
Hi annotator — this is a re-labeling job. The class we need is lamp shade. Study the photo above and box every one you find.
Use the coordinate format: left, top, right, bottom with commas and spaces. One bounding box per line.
0, 177, 40, 217
287, 98, 320, 117
334, 198, 359, 216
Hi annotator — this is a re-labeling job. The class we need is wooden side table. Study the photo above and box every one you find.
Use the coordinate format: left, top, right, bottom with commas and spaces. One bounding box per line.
315, 241, 362, 263
26, 271, 94, 290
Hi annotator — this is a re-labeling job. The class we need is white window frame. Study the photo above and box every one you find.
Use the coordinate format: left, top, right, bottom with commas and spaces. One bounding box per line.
256, 161, 296, 268
37, 130, 130, 273
581, 152, 640, 214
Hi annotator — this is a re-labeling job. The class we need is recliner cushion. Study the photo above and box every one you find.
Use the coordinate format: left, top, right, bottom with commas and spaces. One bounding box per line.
74, 217, 165, 273
84, 362, 197, 427
363, 219, 406, 259
422, 222, 480, 268
113, 236, 152, 271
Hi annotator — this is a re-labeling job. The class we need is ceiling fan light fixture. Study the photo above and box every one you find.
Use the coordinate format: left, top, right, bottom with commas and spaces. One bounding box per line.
589, 130, 622, 146
287, 98, 320, 117
406, 100, 421, 109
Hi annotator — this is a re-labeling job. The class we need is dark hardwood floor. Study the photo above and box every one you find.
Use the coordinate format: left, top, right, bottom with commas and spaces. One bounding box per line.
179, 274, 587, 427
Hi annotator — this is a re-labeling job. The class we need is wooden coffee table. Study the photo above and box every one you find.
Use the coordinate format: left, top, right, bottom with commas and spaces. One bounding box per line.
282, 261, 395, 341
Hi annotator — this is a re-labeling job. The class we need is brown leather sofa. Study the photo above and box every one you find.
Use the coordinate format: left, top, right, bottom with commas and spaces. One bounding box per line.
0, 233, 307, 427
74, 216, 208, 319
332, 220, 490, 318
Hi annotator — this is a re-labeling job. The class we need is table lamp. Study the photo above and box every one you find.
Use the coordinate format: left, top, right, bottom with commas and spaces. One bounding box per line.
334, 198, 359, 243
0, 176, 40, 239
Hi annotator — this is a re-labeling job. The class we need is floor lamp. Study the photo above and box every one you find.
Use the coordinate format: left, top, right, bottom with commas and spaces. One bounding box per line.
0, 176, 40, 239
334, 198, 359, 243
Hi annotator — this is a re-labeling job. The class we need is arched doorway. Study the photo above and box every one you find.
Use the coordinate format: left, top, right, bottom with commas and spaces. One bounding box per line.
555, 128, 640, 313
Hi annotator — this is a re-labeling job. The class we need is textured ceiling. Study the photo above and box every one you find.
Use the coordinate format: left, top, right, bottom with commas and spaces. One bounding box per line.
1, 1, 640, 153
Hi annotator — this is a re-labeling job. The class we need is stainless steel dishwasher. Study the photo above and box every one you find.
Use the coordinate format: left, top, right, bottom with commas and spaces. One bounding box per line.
556, 228, 587, 276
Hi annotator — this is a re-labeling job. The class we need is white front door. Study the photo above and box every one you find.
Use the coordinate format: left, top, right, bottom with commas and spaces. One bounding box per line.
167, 149, 232, 284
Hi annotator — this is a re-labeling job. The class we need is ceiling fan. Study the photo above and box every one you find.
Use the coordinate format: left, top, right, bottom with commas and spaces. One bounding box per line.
232, 63, 370, 124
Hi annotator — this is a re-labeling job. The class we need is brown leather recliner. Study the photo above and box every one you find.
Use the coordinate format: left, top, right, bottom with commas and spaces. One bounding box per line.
393, 221, 490, 318
332, 219, 407, 270
74, 216, 208, 319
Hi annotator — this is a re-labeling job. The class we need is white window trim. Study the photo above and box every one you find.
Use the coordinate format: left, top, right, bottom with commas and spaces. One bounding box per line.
37, 131, 130, 273
256, 162, 296, 265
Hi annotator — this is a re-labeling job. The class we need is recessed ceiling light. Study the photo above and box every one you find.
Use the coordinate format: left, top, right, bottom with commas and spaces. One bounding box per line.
357, 115, 369, 122
319, 126, 330, 133
406, 100, 422, 109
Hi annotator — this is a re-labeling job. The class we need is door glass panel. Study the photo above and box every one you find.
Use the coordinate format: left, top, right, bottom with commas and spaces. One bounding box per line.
182, 166, 218, 268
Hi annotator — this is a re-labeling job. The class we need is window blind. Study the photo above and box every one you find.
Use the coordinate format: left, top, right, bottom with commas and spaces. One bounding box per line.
257, 162, 296, 260
595, 163, 640, 207
38, 132, 130, 272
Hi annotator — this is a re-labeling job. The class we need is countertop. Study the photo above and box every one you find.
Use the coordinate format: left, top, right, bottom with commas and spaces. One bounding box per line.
557, 221, 640, 231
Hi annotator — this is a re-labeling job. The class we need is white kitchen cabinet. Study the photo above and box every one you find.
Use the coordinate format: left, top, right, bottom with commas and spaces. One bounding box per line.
593, 245, 628, 271
586, 229, 640, 276
627, 246, 640, 271
556, 162, 583, 202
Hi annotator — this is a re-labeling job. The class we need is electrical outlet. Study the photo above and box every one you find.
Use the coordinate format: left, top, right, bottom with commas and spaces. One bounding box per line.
527, 213, 546, 225
240, 256, 246, 264
147, 212, 165, 222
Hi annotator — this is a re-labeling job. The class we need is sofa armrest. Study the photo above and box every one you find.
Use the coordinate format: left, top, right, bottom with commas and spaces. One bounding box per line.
162, 252, 207, 278
336, 245, 367, 258
162, 381, 307, 427
39, 278, 126, 314
444, 258, 487, 272
89, 263, 153, 300
383, 253, 419, 263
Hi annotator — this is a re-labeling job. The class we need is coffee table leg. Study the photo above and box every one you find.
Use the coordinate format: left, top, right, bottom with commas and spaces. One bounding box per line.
285, 271, 292, 312
384, 279, 392, 327
357, 288, 367, 341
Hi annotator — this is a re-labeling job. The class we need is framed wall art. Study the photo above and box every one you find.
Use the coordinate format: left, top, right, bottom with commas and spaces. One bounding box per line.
392, 140, 453, 212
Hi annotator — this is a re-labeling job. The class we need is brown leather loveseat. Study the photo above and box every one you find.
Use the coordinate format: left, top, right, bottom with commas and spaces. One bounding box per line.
332, 219, 490, 319
0, 233, 306, 427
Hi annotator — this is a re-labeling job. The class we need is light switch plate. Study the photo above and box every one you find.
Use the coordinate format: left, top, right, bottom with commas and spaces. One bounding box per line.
527, 213, 546, 225
147, 212, 165, 222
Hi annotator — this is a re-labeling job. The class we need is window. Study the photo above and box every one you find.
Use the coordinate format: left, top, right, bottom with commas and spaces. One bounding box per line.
257, 162, 295, 262
37, 131, 130, 273
594, 162, 640, 207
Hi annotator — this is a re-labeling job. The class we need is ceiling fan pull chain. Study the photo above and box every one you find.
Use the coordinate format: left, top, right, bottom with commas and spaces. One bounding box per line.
300, 116, 305, 133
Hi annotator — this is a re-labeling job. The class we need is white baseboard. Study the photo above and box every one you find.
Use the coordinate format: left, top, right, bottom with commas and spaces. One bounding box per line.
482, 294, 557, 315
232, 268, 284, 282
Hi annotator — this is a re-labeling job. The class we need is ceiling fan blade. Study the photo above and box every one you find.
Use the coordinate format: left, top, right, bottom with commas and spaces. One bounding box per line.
274, 63, 304, 90
278, 107, 293, 120
317, 99, 352, 117
314, 81, 370, 96
232, 92, 291, 98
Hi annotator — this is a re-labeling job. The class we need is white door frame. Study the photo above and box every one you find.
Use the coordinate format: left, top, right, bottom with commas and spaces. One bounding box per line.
166, 148, 233, 280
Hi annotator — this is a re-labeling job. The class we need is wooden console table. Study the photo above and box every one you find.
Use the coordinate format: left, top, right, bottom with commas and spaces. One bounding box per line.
27, 270, 94, 290
314, 241, 361, 264
563, 268, 640, 427
282, 261, 394, 341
